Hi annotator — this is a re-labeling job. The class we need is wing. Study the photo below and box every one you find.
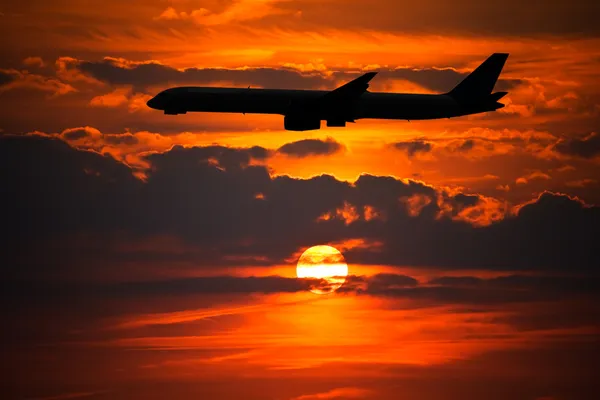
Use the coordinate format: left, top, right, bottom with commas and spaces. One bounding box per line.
284, 72, 377, 121
322, 72, 378, 102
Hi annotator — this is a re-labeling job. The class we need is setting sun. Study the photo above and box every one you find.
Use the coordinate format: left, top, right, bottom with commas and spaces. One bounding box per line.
296, 245, 349, 294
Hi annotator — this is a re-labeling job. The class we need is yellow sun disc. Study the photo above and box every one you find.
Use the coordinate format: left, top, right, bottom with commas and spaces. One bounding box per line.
296, 245, 349, 295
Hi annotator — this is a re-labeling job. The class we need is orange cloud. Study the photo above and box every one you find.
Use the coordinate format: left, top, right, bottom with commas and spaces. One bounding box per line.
155, 0, 292, 26
452, 195, 507, 227
565, 178, 597, 188
401, 193, 432, 217
97, 293, 600, 375
23, 56, 45, 68
516, 171, 552, 185
0, 68, 75, 96
317, 201, 360, 225
55, 57, 103, 85
291, 387, 372, 400
89, 87, 152, 112
363, 205, 385, 221
326, 238, 384, 253
112, 303, 273, 330
90, 88, 129, 107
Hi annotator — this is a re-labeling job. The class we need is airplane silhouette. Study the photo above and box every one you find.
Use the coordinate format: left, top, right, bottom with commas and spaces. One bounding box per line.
147, 53, 509, 131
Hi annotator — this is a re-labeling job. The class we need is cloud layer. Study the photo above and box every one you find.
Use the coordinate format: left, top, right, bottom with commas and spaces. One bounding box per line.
3, 135, 598, 280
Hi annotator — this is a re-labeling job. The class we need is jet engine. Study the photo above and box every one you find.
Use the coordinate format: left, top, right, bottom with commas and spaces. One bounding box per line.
284, 114, 321, 131
164, 109, 187, 115
326, 119, 346, 127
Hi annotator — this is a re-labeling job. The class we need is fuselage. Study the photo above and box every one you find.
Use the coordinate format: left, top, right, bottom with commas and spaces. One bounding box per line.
147, 54, 509, 131
146, 86, 501, 122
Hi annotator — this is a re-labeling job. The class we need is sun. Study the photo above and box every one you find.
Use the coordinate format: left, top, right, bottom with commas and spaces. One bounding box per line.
296, 245, 349, 295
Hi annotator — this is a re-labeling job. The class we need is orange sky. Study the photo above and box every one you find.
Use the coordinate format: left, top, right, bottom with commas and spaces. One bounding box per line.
1, 1, 600, 400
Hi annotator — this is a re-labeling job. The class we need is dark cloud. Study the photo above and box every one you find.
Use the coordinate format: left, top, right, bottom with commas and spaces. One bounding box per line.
0, 68, 75, 95
0, 135, 141, 242
0, 70, 15, 86
453, 139, 475, 152
12, 271, 597, 320
78, 60, 326, 91
103, 133, 139, 145
277, 0, 600, 37
277, 137, 344, 158
347, 68, 522, 93
339, 273, 419, 294
60, 127, 94, 140
2, 135, 599, 281
148, 143, 270, 172
429, 274, 600, 295
337, 273, 600, 305
248, 145, 271, 160
336, 273, 600, 306
554, 132, 600, 159
3, 276, 325, 306
391, 140, 432, 157
75, 58, 520, 94
429, 276, 483, 287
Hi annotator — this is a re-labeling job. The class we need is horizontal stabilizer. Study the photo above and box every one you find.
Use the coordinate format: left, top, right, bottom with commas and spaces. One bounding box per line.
489, 91, 508, 102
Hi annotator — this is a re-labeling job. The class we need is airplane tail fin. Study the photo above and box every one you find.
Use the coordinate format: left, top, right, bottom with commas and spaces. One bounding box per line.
447, 53, 509, 104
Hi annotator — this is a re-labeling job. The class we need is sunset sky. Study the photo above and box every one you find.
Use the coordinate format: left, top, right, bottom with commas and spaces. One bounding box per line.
1, 1, 600, 399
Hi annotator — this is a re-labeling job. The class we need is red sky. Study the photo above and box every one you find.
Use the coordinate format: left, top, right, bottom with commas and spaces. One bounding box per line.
1, 1, 599, 400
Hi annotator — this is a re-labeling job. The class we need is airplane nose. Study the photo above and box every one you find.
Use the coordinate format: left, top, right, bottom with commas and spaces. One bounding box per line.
146, 96, 159, 109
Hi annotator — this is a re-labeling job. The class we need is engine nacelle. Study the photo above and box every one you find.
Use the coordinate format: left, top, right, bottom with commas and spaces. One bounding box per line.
284, 115, 321, 131
326, 119, 346, 127
164, 109, 187, 115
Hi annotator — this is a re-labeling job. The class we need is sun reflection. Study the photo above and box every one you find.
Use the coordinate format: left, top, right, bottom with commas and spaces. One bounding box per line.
296, 245, 349, 294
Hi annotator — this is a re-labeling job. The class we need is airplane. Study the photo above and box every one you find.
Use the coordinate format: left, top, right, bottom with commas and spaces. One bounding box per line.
146, 53, 509, 131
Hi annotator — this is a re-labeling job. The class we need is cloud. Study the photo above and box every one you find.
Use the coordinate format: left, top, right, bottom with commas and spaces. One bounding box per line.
2, 135, 599, 279
155, 1, 292, 26
0, 70, 15, 86
26, 391, 107, 400
400, 193, 433, 217
103, 133, 139, 146
290, 387, 372, 400
8, 276, 326, 305
335, 272, 600, 305
452, 138, 476, 152
89, 87, 129, 107
554, 132, 600, 159
450, 194, 507, 227
391, 140, 433, 157
71, 56, 520, 94
30, 127, 270, 172
515, 171, 552, 185
566, 178, 598, 188
55, 56, 104, 85
0, 68, 75, 96
359, 67, 522, 94
59, 126, 102, 141
89, 87, 152, 112
76, 58, 326, 91
23, 56, 45, 68
7, 269, 599, 326
278, 137, 344, 157
277, 0, 600, 37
